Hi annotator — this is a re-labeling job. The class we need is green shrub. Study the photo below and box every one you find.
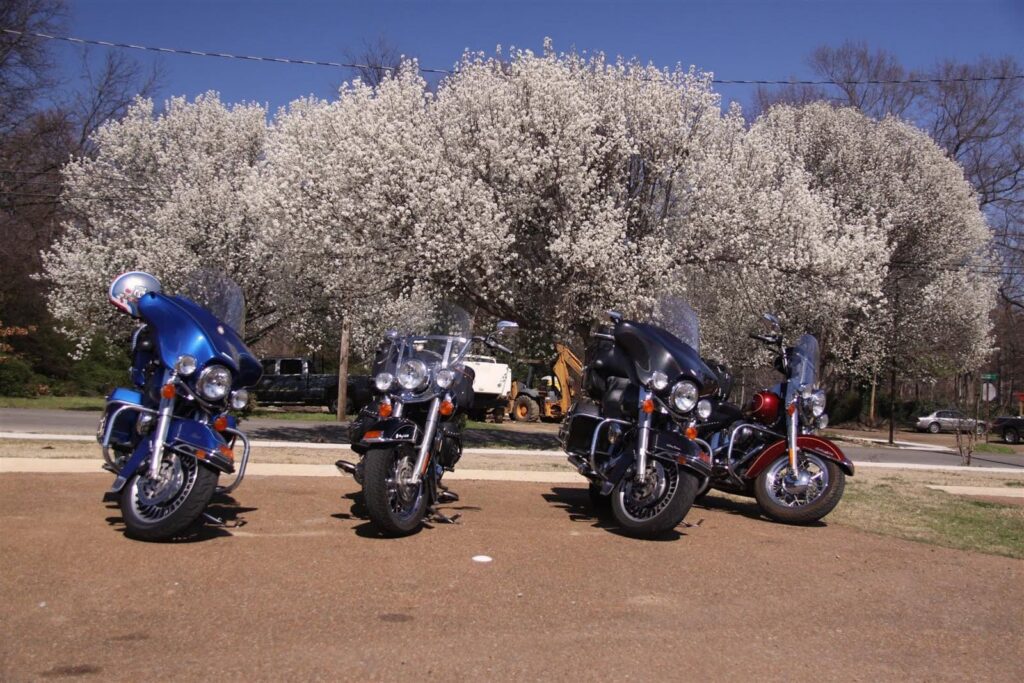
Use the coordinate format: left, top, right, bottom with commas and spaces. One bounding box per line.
0, 356, 36, 397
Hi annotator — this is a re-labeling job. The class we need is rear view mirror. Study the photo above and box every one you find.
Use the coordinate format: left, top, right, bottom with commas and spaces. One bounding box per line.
496, 320, 519, 335
762, 313, 781, 328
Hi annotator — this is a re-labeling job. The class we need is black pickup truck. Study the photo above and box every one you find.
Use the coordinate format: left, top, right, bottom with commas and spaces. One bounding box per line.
255, 357, 374, 415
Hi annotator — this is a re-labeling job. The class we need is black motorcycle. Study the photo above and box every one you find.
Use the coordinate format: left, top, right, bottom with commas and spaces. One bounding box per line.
559, 305, 713, 537
693, 314, 853, 523
336, 314, 518, 536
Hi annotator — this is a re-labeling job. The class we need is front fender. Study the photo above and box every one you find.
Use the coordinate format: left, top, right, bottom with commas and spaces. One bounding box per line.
352, 417, 420, 455
744, 435, 854, 480
108, 417, 235, 493
649, 428, 713, 479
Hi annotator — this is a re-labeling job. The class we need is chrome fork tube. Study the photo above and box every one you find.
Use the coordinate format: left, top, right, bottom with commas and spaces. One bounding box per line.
788, 402, 800, 471
635, 389, 652, 483
149, 369, 176, 479
409, 397, 441, 485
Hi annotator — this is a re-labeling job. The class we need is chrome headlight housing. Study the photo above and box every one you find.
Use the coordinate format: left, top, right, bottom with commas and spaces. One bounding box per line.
374, 372, 394, 393
175, 355, 197, 377
230, 389, 249, 411
670, 380, 699, 413
196, 365, 232, 401
808, 389, 827, 417
397, 359, 429, 391
436, 368, 456, 389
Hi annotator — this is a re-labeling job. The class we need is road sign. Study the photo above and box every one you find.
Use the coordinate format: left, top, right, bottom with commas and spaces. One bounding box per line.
981, 373, 998, 382
982, 382, 997, 402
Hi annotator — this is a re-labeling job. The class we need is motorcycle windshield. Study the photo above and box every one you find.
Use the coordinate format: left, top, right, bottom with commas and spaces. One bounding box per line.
786, 334, 820, 403
652, 298, 700, 355
178, 270, 246, 335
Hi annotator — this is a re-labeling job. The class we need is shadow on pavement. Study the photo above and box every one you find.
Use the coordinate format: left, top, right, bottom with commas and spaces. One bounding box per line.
695, 493, 827, 527
543, 486, 684, 541
103, 494, 257, 543
242, 422, 561, 450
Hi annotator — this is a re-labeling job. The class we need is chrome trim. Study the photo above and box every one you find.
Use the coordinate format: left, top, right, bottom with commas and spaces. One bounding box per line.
635, 389, 652, 483
409, 397, 440, 485
586, 416, 632, 476
216, 427, 250, 494
724, 421, 784, 481
98, 401, 158, 466
149, 369, 176, 479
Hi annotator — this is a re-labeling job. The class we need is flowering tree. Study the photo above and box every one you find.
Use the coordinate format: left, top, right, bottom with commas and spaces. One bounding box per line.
42, 93, 281, 350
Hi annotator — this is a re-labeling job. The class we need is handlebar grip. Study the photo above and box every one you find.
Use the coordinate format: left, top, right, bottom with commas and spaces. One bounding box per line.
491, 341, 513, 355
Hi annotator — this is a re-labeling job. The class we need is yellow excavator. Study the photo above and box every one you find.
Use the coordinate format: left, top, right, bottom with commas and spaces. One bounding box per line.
508, 342, 582, 422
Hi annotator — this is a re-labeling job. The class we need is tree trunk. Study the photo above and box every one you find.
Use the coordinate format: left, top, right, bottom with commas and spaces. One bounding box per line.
336, 317, 351, 422
887, 366, 896, 445
868, 373, 877, 426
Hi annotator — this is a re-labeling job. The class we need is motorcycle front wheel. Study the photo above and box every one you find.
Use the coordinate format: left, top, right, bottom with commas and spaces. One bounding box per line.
363, 447, 428, 536
119, 452, 218, 541
753, 451, 845, 524
611, 461, 699, 538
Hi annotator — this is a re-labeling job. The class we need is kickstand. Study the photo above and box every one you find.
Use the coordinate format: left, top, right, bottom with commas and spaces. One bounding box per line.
203, 512, 244, 528
429, 507, 461, 524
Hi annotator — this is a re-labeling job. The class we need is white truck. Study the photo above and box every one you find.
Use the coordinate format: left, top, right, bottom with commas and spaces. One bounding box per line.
463, 354, 513, 422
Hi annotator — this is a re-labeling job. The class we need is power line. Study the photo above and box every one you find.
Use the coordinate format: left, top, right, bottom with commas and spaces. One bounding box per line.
5, 28, 1022, 86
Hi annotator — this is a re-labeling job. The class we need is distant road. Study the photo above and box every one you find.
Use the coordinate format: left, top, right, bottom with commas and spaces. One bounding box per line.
1, 407, 1021, 469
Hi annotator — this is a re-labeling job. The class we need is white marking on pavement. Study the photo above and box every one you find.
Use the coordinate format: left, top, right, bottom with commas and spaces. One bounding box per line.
472, 555, 493, 563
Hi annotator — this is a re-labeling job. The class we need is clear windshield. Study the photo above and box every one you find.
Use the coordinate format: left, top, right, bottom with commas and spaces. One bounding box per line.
653, 297, 700, 353
787, 334, 820, 401
179, 270, 246, 335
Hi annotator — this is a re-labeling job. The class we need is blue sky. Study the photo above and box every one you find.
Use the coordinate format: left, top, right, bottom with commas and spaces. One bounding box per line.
56, 0, 1024, 113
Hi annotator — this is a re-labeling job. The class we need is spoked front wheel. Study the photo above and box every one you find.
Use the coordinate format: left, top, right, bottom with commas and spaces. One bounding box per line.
119, 453, 218, 541
611, 461, 699, 538
363, 447, 428, 536
753, 451, 845, 524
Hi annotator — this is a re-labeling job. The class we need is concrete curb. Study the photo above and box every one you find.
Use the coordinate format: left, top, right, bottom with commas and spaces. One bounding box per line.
926, 485, 1024, 498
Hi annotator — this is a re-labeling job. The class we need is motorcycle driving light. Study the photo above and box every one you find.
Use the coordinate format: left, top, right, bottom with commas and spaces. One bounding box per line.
136, 412, 155, 435
374, 372, 394, 393
670, 380, 699, 413
230, 389, 249, 411
175, 355, 197, 377
696, 399, 712, 420
397, 359, 428, 391
436, 368, 456, 389
650, 371, 669, 392
809, 389, 827, 417
196, 365, 232, 401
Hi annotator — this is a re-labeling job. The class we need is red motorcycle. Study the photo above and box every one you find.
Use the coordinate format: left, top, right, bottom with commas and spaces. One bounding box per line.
694, 314, 853, 524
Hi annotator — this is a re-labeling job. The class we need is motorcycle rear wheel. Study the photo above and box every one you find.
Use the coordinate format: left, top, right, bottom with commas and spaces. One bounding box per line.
611, 461, 699, 538
753, 452, 845, 524
119, 454, 218, 541
363, 447, 428, 536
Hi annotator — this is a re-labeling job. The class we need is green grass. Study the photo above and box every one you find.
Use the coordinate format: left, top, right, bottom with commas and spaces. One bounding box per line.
0, 395, 106, 410
974, 442, 1018, 455
830, 477, 1024, 559
249, 409, 342, 422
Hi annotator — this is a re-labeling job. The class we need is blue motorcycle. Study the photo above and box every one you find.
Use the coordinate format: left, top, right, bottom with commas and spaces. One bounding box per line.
97, 271, 262, 540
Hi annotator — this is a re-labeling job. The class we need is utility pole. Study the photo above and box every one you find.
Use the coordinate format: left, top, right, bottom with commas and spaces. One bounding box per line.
336, 317, 351, 422
887, 366, 896, 445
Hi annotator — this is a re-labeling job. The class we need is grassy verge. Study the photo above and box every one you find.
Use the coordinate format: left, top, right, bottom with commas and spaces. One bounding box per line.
0, 396, 106, 410
974, 442, 1017, 455
828, 469, 1024, 559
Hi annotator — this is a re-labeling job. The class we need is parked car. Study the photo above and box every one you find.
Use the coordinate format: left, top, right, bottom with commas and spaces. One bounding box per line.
915, 409, 986, 435
255, 357, 373, 415
990, 416, 1023, 444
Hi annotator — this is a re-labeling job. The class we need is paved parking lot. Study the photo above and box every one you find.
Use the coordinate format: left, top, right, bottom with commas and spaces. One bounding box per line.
2, 472, 1022, 681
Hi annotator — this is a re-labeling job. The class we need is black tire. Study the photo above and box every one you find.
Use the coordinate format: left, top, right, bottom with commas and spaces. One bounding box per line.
512, 395, 540, 423
610, 462, 699, 538
363, 447, 428, 536
1004, 428, 1021, 445
119, 455, 219, 541
927, 422, 941, 434
754, 452, 845, 524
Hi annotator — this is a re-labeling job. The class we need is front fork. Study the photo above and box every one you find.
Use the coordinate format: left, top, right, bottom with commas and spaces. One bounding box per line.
788, 401, 800, 471
635, 389, 653, 483
148, 369, 177, 479
408, 397, 441, 486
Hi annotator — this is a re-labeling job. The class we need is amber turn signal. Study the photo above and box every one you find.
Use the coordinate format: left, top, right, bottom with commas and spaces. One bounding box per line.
378, 402, 393, 418
217, 445, 234, 462
439, 400, 454, 416
214, 416, 229, 432
364, 430, 383, 440
642, 398, 655, 414
787, 403, 796, 416
685, 426, 698, 439
161, 383, 176, 399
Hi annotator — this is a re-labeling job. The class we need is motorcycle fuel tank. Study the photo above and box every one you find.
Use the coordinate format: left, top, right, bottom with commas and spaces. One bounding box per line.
746, 390, 781, 425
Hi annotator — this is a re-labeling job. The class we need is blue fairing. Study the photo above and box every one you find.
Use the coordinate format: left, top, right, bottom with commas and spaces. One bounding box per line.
136, 292, 262, 387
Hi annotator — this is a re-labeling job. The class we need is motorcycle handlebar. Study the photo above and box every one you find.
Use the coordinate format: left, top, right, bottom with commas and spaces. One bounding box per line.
488, 339, 513, 355
750, 333, 778, 344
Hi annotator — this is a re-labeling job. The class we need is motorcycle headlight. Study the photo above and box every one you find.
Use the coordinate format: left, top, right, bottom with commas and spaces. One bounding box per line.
374, 372, 394, 393
436, 368, 456, 389
230, 389, 249, 411
397, 359, 428, 391
670, 380, 699, 413
175, 355, 197, 377
809, 389, 826, 417
196, 365, 232, 401
650, 371, 669, 392
696, 399, 712, 420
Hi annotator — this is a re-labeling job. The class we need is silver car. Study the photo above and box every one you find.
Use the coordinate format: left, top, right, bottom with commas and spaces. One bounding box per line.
915, 409, 985, 434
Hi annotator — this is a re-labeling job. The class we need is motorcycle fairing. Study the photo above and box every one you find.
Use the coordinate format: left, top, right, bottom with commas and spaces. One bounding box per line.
614, 320, 721, 396
743, 435, 855, 479
351, 416, 421, 455
108, 416, 232, 493
136, 292, 262, 386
